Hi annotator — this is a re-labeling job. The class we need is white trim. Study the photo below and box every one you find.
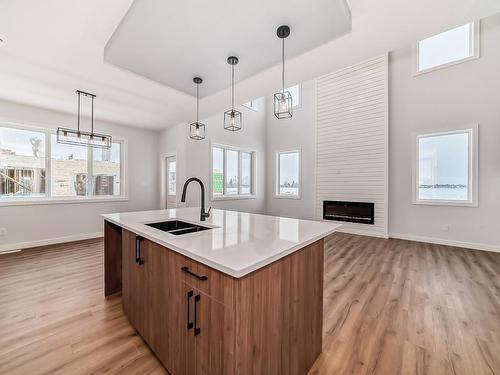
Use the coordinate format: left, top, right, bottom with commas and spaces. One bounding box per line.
275, 149, 302, 199
411, 124, 478, 207
0, 232, 103, 254
413, 21, 480, 76
242, 100, 258, 111
0, 196, 128, 207
389, 232, 500, 253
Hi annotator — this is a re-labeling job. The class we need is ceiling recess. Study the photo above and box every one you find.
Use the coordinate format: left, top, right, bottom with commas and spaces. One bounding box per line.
104, 0, 352, 97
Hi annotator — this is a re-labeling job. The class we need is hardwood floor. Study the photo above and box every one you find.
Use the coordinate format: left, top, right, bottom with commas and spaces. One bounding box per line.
1, 233, 499, 374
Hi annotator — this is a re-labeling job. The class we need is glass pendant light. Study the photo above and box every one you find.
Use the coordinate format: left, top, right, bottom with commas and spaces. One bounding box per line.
224, 56, 242, 131
57, 90, 112, 149
189, 77, 206, 140
274, 25, 293, 119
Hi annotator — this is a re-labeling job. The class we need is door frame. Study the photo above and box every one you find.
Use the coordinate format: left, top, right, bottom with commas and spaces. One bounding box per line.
160, 152, 177, 209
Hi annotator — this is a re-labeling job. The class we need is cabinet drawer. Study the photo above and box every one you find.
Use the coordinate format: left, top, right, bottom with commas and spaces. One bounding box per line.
169, 249, 234, 306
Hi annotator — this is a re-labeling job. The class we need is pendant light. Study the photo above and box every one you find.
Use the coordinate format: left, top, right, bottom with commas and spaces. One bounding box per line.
189, 77, 206, 140
57, 90, 112, 149
274, 25, 293, 119
224, 56, 242, 131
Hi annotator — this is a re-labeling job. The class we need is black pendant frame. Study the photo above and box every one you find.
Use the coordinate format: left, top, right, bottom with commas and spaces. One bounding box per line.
189, 77, 206, 141
274, 25, 293, 119
224, 56, 242, 132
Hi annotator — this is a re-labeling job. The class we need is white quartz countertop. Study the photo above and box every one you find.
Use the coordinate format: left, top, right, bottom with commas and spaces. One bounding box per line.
102, 207, 341, 278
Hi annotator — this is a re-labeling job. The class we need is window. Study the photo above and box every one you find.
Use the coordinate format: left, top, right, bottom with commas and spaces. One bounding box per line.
0, 126, 46, 198
413, 126, 477, 206
276, 150, 301, 198
211, 144, 255, 199
286, 85, 301, 108
0, 122, 126, 204
167, 160, 176, 195
242, 100, 258, 111
416, 22, 479, 74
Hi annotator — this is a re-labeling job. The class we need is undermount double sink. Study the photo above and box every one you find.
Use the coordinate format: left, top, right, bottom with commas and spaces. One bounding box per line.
146, 220, 211, 236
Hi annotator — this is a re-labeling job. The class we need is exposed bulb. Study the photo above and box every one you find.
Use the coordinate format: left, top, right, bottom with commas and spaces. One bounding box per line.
279, 95, 288, 112
195, 125, 200, 137
230, 114, 236, 127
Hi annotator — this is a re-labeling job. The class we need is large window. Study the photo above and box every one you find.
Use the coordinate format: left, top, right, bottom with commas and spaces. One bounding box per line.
416, 22, 479, 74
275, 150, 301, 198
0, 123, 125, 204
413, 126, 477, 206
211, 144, 255, 199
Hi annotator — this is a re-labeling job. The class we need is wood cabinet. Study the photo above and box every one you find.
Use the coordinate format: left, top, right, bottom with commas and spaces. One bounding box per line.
118, 229, 323, 375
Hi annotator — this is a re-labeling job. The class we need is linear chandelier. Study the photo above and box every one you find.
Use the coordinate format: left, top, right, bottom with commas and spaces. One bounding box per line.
57, 90, 112, 149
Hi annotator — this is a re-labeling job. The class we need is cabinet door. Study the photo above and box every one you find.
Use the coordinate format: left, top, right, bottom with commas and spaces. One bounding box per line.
194, 293, 234, 375
144, 242, 170, 366
121, 230, 148, 335
166, 275, 196, 375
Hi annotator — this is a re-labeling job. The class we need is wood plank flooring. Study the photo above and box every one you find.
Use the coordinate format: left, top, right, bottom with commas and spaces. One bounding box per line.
1, 233, 499, 374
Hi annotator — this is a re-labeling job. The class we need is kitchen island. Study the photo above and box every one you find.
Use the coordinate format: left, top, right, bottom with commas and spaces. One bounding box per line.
103, 207, 340, 375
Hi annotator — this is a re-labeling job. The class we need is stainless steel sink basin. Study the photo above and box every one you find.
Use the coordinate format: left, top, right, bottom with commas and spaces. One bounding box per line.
145, 220, 211, 235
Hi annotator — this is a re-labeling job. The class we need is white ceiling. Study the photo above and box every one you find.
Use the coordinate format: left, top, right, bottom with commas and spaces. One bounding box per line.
104, 0, 352, 97
1, 1, 500, 131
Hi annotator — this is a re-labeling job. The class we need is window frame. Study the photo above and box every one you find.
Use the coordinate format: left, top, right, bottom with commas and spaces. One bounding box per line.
242, 100, 258, 111
0, 120, 128, 206
275, 149, 302, 200
209, 142, 256, 201
413, 21, 480, 76
286, 84, 302, 109
412, 124, 478, 207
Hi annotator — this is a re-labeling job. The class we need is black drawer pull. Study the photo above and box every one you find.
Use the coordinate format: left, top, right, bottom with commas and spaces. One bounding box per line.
187, 290, 194, 330
181, 266, 208, 281
194, 294, 201, 336
135, 236, 144, 265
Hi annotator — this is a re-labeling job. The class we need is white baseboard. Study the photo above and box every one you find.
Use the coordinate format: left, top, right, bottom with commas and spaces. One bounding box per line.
389, 232, 500, 253
0, 232, 104, 254
337, 227, 389, 239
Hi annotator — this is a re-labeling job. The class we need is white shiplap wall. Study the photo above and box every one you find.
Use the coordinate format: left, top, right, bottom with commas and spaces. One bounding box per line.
316, 55, 388, 238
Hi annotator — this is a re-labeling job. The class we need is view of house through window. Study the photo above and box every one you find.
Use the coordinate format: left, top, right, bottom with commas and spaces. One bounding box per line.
417, 23, 477, 73
211, 145, 255, 198
416, 128, 475, 204
0, 126, 46, 198
276, 150, 300, 197
0, 124, 124, 201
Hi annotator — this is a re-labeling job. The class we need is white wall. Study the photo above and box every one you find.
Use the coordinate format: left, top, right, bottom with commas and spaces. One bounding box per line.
0, 99, 160, 250
388, 14, 500, 250
159, 98, 267, 214
265, 80, 317, 220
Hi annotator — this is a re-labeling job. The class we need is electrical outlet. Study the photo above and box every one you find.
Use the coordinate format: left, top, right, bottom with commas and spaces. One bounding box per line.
442, 224, 450, 232
0, 228, 6, 237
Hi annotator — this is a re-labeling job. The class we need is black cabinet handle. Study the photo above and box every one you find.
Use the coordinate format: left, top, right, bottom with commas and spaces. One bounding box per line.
194, 294, 201, 336
187, 290, 194, 330
181, 266, 208, 281
135, 236, 144, 265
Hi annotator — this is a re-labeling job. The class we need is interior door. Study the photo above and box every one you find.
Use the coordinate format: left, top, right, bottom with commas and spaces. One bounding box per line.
166, 156, 177, 208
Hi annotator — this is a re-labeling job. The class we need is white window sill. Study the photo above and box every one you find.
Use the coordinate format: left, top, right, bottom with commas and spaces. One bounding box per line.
0, 196, 129, 207
211, 195, 256, 201
274, 194, 301, 200
412, 199, 477, 207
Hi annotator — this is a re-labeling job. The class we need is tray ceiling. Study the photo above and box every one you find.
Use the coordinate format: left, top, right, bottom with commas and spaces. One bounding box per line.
104, 0, 352, 97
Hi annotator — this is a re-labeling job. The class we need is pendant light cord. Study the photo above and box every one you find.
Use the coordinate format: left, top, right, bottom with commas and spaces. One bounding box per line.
196, 83, 199, 122
91, 96, 94, 135
231, 64, 235, 111
77, 91, 81, 133
282, 36, 285, 93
